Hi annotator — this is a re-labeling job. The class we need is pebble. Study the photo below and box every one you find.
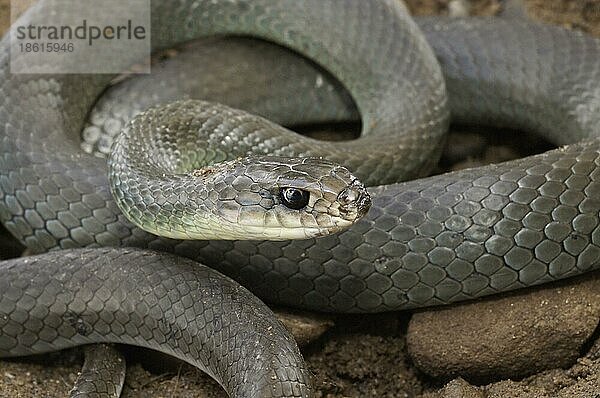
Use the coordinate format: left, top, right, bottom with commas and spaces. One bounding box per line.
274, 308, 335, 347
448, 0, 471, 17
426, 378, 484, 398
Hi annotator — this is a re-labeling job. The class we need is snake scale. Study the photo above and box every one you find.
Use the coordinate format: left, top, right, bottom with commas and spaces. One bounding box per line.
2, 0, 600, 397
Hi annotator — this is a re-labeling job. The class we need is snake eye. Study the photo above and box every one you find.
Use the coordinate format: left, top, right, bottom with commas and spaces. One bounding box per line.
280, 187, 310, 210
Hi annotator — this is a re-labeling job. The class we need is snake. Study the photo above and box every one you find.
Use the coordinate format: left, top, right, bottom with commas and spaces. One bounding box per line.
2, 0, 600, 397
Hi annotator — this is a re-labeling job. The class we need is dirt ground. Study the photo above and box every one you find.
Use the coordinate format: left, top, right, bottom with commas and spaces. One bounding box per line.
2, 0, 600, 397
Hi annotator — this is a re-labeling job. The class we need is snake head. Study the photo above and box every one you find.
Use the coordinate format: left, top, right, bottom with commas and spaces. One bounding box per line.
110, 101, 370, 241
206, 156, 371, 240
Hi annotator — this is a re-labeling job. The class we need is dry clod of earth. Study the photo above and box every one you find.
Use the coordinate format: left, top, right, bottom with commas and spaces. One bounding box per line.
408, 274, 600, 380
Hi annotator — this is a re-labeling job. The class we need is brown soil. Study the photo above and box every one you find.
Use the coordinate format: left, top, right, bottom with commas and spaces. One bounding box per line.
525, 0, 600, 36
2, 1, 600, 397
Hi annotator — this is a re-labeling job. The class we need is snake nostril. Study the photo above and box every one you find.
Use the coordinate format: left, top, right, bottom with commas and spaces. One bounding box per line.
339, 187, 359, 205
337, 183, 371, 219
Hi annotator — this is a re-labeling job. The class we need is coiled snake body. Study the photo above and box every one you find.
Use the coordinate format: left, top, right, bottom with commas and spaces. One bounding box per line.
2, 0, 600, 396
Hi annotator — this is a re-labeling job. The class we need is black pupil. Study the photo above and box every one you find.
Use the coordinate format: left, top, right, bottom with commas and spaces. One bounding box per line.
281, 188, 309, 210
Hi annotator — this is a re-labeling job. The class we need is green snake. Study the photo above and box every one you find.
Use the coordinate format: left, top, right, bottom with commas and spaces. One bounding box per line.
2, 0, 600, 397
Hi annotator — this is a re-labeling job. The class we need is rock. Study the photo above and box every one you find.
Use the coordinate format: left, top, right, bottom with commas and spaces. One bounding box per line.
407, 273, 600, 381
436, 378, 484, 398
274, 308, 335, 347
448, 0, 471, 17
